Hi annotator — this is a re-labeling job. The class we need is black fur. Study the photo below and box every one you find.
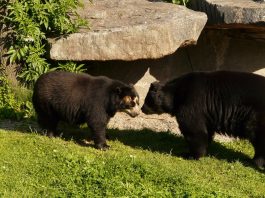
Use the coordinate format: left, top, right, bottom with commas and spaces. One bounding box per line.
32, 71, 139, 150
142, 71, 265, 168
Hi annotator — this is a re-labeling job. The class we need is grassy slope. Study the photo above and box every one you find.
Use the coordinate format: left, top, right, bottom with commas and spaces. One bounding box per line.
0, 123, 264, 197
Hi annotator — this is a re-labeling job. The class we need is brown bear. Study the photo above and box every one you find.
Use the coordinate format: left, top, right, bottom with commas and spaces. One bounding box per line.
141, 71, 265, 168
32, 71, 140, 150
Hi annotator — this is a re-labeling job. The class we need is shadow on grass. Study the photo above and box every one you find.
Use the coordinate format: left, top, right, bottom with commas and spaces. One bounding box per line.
0, 119, 262, 171
0, 119, 95, 148
107, 129, 262, 171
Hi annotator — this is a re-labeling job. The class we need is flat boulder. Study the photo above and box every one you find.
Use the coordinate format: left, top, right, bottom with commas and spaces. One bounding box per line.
49, 0, 207, 61
188, 0, 265, 25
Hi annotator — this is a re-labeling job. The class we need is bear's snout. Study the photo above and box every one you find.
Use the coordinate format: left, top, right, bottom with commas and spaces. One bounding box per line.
141, 104, 151, 114
123, 105, 140, 117
121, 96, 140, 117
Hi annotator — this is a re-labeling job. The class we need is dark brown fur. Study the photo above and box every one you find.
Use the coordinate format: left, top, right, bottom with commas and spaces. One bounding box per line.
33, 71, 140, 150
142, 71, 265, 168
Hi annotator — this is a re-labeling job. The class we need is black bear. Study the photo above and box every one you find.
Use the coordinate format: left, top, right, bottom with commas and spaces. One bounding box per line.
32, 71, 140, 150
141, 71, 265, 168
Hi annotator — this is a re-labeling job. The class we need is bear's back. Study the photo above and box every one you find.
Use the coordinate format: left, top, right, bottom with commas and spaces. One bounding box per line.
32, 71, 128, 125
174, 71, 265, 134
174, 71, 265, 105
34, 71, 118, 99
206, 71, 265, 108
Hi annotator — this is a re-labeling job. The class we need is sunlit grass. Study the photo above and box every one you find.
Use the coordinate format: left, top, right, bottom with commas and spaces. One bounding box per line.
0, 121, 264, 197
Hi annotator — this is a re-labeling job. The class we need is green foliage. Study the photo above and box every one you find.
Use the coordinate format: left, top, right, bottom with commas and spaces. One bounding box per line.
0, 76, 34, 120
56, 62, 86, 73
0, 128, 264, 197
3, 0, 88, 85
165, 0, 189, 6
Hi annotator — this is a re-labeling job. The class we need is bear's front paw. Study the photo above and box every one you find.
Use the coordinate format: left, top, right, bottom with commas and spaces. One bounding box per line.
95, 143, 110, 151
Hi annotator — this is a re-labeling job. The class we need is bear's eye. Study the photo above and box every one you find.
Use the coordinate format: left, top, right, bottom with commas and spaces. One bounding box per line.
130, 101, 136, 107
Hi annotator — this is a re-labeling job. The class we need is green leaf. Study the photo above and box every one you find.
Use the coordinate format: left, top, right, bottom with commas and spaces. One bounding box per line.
9, 52, 17, 63
5, 0, 89, 85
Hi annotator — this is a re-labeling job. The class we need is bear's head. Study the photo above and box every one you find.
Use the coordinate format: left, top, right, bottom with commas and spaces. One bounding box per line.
141, 81, 173, 115
141, 81, 164, 115
110, 83, 140, 118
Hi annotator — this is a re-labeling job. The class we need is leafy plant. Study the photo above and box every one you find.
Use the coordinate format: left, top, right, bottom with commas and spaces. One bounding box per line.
165, 0, 189, 6
0, 76, 34, 120
56, 62, 86, 73
2, 0, 88, 85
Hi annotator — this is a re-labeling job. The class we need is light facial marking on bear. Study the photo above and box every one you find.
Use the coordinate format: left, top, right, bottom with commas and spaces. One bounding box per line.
121, 96, 140, 117
123, 96, 131, 104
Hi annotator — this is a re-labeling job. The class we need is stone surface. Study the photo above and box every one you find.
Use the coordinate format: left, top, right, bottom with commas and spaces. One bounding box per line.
47, 0, 265, 136
88, 28, 265, 134
49, 0, 207, 61
184, 29, 265, 72
188, 0, 265, 25
108, 68, 180, 134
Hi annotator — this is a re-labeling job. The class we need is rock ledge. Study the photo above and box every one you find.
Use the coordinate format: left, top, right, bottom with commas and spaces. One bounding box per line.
188, 0, 265, 25
49, 0, 207, 61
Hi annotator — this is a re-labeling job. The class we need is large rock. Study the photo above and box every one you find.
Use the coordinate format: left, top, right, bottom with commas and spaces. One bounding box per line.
188, 0, 265, 25
49, 0, 207, 61
108, 68, 180, 133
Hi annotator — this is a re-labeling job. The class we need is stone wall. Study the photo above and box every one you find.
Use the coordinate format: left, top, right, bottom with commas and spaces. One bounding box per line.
3, 0, 263, 133
85, 28, 265, 89
86, 28, 265, 83
85, 28, 265, 132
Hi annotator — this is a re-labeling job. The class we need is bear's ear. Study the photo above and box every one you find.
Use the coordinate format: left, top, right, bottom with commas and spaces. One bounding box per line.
150, 81, 160, 92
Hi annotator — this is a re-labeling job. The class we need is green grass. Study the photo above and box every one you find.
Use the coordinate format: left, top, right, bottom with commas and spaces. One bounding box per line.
0, 121, 264, 197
